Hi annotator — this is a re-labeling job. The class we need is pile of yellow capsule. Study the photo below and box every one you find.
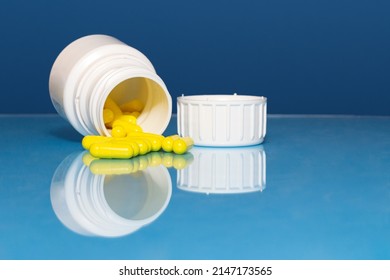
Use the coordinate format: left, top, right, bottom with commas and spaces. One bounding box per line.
82, 97, 194, 159
103, 97, 144, 129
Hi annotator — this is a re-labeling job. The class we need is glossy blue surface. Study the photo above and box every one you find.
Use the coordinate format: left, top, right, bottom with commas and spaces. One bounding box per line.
0, 115, 389, 260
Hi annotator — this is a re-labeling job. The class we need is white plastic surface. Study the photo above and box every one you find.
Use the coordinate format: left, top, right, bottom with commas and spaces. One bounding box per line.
177, 94, 267, 146
49, 35, 172, 136
177, 146, 266, 194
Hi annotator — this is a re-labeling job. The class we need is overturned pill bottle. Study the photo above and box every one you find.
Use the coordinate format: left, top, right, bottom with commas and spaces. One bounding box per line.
49, 34, 172, 136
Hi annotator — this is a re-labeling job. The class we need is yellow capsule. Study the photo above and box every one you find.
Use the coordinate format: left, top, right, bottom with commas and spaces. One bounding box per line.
82, 152, 98, 166
118, 115, 137, 125
89, 141, 134, 159
133, 138, 152, 155
132, 137, 152, 151
112, 119, 128, 129
127, 133, 163, 152
104, 97, 122, 128
129, 123, 143, 132
162, 135, 180, 152
103, 108, 114, 124
173, 137, 194, 155
126, 140, 140, 157
82, 135, 111, 150
112, 119, 143, 134
173, 153, 194, 170
120, 99, 144, 113
148, 137, 162, 152
89, 159, 134, 175
109, 138, 143, 156
162, 153, 174, 168
130, 111, 141, 118
127, 132, 164, 140
111, 126, 127, 138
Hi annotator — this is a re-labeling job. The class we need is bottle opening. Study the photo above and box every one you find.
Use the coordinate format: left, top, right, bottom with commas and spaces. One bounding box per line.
100, 77, 171, 136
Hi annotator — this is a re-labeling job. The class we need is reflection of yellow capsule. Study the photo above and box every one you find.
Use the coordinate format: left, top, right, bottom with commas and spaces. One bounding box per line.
104, 97, 122, 128
147, 152, 163, 166
173, 153, 194, 169
120, 99, 144, 113
173, 157, 187, 170
162, 153, 174, 168
89, 159, 134, 175
103, 108, 114, 124
173, 137, 194, 155
90, 141, 134, 159
82, 135, 111, 150
131, 157, 140, 172
162, 135, 180, 152
82, 152, 98, 166
137, 156, 149, 171
129, 155, 152, 172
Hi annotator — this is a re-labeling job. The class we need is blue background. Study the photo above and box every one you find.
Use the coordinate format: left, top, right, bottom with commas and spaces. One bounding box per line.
0, 0, 389, 115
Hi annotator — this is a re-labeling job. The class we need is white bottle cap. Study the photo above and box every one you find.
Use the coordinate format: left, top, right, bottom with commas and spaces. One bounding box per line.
177, 94, 267, 146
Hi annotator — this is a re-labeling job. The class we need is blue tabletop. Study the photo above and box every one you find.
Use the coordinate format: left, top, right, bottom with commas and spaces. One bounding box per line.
0, 115, 389, 260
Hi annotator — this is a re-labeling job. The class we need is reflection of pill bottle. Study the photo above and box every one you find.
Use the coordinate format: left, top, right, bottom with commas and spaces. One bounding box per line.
50, 152, 172, 237
49, 35, 172, 136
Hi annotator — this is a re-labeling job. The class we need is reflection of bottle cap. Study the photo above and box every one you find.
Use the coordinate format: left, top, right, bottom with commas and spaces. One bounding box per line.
50, 152, 171, 237
177, 146, 266, 194
177, 94, 267, 146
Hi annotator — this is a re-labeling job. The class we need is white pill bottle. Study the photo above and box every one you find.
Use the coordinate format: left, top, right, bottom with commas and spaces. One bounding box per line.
49, 34, 172, 136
